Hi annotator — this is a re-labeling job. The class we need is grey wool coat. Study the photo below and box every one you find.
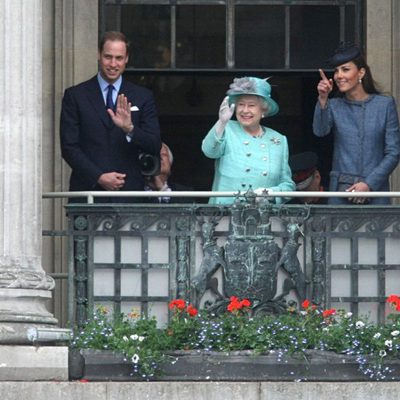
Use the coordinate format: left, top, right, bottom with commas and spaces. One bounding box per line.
313, 94, 400, 205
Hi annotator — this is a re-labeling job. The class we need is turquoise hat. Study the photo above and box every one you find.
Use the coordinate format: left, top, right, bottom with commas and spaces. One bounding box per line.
226, 77, 279, 117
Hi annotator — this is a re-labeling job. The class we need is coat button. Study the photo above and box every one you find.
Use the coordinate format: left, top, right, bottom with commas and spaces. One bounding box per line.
260, 144, 266, 148
247, 153, 252, 157
263, 156, 267, 161
246, 168, 251, 172
262, 171, 268, 176
244, 141, 249, 145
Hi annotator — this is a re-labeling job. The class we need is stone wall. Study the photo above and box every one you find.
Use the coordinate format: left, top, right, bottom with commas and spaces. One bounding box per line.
1, 382, 400, 400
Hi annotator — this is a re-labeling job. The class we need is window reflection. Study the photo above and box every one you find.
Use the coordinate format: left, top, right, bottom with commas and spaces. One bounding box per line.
176, 6, 225, 68
236, 6, 285, 69
290, 6, 341, 68
101, 2, 362, 70
344, 5, 356, 44
120, 5, 171, 68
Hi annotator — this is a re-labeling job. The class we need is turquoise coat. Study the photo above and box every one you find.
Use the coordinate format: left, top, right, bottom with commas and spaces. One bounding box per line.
202, 121, 295, 204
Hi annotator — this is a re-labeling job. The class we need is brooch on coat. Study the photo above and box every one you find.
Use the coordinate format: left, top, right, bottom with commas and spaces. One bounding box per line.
270, 137, 281, 145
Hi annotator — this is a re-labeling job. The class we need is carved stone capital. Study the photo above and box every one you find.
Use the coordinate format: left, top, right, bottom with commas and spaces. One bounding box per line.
0, 269, 55, 290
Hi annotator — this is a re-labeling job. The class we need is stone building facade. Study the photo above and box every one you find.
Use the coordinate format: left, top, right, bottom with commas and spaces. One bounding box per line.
1, 0, 400, 328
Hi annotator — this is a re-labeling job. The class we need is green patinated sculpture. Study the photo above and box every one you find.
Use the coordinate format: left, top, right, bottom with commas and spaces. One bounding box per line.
194, 192, 309, 314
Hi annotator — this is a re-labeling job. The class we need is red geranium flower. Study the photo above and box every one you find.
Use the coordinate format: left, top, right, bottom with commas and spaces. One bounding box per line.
186, 304, 198, 317
322, 308, 336, 318
241, 299, 251, 308
302, 299, 311, 309
227, 296, 251, 312
169, 299, 186, 310
387, 295, 400, 311
227, 298, 241, 312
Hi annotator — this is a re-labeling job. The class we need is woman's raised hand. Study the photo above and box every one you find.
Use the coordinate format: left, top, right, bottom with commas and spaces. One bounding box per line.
215, 96, 235, 137
218, 96, 235, 124
317, 69, 333, 108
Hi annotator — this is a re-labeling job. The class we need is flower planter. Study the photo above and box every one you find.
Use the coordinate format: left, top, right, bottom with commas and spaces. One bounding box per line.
69, 349, 400, 381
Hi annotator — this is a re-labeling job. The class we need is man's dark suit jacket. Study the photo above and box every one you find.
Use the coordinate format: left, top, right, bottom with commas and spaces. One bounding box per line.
60, 76, 161, 198
145, 181, 195, 204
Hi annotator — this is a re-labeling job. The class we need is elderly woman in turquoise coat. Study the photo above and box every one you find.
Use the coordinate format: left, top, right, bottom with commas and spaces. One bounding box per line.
202, 76, 295, 204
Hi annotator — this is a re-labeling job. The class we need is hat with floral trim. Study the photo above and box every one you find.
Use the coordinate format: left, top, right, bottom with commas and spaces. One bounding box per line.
226, 76, 279, 117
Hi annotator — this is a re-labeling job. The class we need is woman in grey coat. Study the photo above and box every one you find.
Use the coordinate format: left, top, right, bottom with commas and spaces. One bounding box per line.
313, 44, 400, 205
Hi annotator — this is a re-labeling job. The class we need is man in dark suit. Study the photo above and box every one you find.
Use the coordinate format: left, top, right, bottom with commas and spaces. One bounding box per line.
60, 31, 161, 202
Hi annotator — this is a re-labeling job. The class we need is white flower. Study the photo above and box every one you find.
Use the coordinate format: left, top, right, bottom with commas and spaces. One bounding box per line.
385, 340, 393, 348
346, 312, 353, 318
131, 354, 140, 364
391, 330, 400, 337
138, 336, 145, 342
355, 321, 365, 329
379, 350, 387, 357
123, 336, 129, 342
130, 334, 139, 340
373, 333, 381, 339
300, 311, 307, 316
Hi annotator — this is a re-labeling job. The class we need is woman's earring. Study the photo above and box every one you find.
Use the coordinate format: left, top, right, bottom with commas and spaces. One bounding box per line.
359, 78, 362, 84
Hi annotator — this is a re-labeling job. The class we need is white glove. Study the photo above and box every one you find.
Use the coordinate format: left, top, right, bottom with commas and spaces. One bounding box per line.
254, 188, 271, 202
254, 187, 271, 196
215, 96, 235, 137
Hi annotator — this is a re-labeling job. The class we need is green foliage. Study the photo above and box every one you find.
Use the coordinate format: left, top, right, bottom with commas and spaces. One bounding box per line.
71, 298, 400, 380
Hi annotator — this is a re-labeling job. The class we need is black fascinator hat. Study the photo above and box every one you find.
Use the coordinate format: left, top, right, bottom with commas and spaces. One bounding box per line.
327, 43, 361, 67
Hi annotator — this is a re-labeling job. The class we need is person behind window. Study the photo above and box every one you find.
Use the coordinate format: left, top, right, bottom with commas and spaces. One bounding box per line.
145, 143, 193, 203
313, 43, 400, 205
289, 151, 326, 204
201, 76, 295, 205
60, 31, 161, 202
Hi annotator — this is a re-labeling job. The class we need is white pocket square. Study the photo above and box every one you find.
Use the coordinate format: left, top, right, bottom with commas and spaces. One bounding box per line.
130, 106, 139, 111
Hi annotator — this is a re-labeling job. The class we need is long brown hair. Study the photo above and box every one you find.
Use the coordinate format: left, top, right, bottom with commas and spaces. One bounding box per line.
352, 55, 380, 94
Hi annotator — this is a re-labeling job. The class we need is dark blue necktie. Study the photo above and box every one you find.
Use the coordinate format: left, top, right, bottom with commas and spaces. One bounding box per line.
106, 84, 115, 111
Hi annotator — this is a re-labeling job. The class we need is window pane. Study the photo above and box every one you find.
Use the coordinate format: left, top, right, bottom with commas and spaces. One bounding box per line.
120, 5, 171, 68
236, 6, 285, 69
345, 5, 356, 45
290, 6, 340, 69
176, 6, 225, 68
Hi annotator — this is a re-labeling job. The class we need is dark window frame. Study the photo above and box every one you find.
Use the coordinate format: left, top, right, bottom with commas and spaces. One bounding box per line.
100, 0, 365, 72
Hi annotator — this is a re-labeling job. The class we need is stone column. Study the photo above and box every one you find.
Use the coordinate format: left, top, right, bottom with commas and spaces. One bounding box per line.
366, 0, 400, 202
40, 0, 98, 326
0, 0, 57, 343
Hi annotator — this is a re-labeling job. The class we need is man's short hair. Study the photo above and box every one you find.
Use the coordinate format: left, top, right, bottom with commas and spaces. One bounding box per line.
99, 31, 130, 54
162, 143, 174, 165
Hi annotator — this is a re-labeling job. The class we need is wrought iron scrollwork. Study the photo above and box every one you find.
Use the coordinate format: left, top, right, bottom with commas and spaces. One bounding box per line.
194, 199, 310, 315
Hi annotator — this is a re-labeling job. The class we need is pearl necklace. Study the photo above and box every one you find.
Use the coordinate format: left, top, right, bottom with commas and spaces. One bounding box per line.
251, 126, 264, 138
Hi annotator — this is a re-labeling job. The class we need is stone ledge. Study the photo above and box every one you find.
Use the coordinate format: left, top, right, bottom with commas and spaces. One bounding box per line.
0, 346, 68, 381
69, 349, 400, 381
1, 382, 400, 400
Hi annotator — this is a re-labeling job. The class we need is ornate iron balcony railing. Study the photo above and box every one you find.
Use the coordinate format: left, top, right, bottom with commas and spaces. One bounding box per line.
44, 191, 400, 328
